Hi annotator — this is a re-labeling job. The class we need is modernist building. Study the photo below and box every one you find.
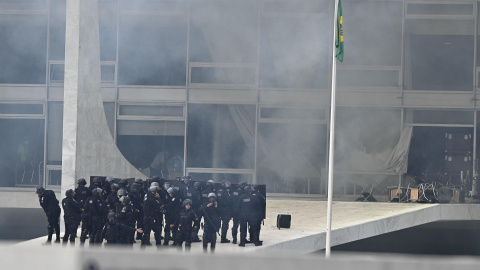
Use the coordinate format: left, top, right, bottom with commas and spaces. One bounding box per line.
0, 0, 479, 208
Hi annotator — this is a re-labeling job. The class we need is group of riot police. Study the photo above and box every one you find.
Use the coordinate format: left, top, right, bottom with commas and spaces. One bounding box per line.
36, 175, 266, 252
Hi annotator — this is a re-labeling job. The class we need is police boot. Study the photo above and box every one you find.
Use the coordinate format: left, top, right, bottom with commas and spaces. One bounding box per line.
141, 234, 152, 246
44, 226, 53, 245
136, 232, 143, 240
232, 236, 237, 244
154, 234, 162, 246
163, 236, 169, 246
220, 237, 230, 243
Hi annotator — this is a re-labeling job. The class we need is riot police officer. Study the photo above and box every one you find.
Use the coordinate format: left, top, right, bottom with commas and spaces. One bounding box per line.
199, 193, 221, 253
230, 182, 245, 244
173, 199, 197, 250
116, 196, 135, 244
105, 183, 120, 212
36, 186, 61, 244
142, 186, 163, 246
164, 187, 182, 246
74, 178, 92, 205
217, 180, 233, 243
128, 183, 144, 241
191, 181, 202, 242
61, 189, 82, 244
85, 187, 108, 244
239, 186, 262, 247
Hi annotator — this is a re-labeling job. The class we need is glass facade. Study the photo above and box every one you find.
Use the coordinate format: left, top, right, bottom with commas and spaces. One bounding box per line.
1, 0, 480, 196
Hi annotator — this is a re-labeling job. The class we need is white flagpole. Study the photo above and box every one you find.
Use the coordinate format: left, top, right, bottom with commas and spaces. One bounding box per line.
326, 0, 339, 258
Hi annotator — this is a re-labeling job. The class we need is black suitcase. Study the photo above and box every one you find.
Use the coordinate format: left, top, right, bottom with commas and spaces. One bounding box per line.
277, 214, 291, 229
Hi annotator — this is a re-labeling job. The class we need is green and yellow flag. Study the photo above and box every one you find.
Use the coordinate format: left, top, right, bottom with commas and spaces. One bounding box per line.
335, 0, 344, 62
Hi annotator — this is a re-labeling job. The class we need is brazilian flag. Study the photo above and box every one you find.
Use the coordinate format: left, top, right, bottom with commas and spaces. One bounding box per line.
335, 0, 344, 62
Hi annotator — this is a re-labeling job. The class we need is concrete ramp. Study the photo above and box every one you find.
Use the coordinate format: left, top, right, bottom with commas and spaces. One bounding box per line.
16, 199, 480, 255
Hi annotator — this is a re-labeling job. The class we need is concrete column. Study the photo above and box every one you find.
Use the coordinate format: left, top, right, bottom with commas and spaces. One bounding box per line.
61, 0, 144, 196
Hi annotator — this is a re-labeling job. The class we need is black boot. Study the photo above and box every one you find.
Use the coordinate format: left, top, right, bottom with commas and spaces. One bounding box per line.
220, 237, 230, 243
141, 234, 152, 246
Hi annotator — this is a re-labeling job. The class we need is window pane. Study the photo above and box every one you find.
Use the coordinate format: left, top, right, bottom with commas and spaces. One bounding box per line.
119, 105, 184, 117
0, 119, 44, 187
343, 1, 402, 66
189, 0, 258, 63
405, 19, 474, 91
49, 0, 66, 61
99, 0, 117, 61
117, 135, 184, 179
0, 104, 43, 115
187, 104, 255, 169
0, 14, 47, 83
118, 15, 187, 85
260, 15, 330, 88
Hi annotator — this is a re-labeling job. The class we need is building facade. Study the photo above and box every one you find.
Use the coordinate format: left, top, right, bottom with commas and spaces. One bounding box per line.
0, 0, 479, 205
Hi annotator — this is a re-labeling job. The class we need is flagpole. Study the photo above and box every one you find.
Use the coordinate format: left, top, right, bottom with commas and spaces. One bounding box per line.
326, 0, 339, 258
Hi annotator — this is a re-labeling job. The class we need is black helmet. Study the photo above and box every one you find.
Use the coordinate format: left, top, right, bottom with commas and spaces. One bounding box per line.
105, 176, 114, 183
35, 186, 45, 194
117, 189, 127, 197
92, 187, 103, 196
130, 183, 139, 192
111, 183, 119, 191
181, 175, 191, 185
205, 181, 213, 190
65, 189, 75, 197
92, 177, 101, 185
77, 178, 87, 186
151, 176, 160, 183
135, 178, 143, 184
119, 179, 129, 187
244, 186, 253, 193
193, 181, 202, 188
183, 199, 192, 206
120, 196, 131, 204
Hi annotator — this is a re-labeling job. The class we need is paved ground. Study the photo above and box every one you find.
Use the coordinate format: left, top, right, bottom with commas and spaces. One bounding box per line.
16, 198, 441, 254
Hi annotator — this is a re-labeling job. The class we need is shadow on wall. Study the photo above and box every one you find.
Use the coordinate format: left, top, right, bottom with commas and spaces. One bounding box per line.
0, 208, 47, 241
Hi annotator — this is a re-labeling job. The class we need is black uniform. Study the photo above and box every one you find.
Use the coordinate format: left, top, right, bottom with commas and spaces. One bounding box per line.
105, 191, 120, 212
253, 190, 266, 244
116, 203, 135, 244
142, 193, 163, 246
39, 190, 61, 242
239, 192, 262, 246
101, 220, 137, 245
199, 201, 220, 252
191, 186, 202, 241
173, 208, 196, 248
74, 186, 92, 205
84, 196, 108, 244
230, 187, 244, 243
61, 196, 82, 242
164, 194, 182, 245
128, 190, 144, 240
216, 186, 232, 242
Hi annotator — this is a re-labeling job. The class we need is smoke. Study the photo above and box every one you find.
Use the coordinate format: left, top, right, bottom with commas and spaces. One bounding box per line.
0, 0, 476, 198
